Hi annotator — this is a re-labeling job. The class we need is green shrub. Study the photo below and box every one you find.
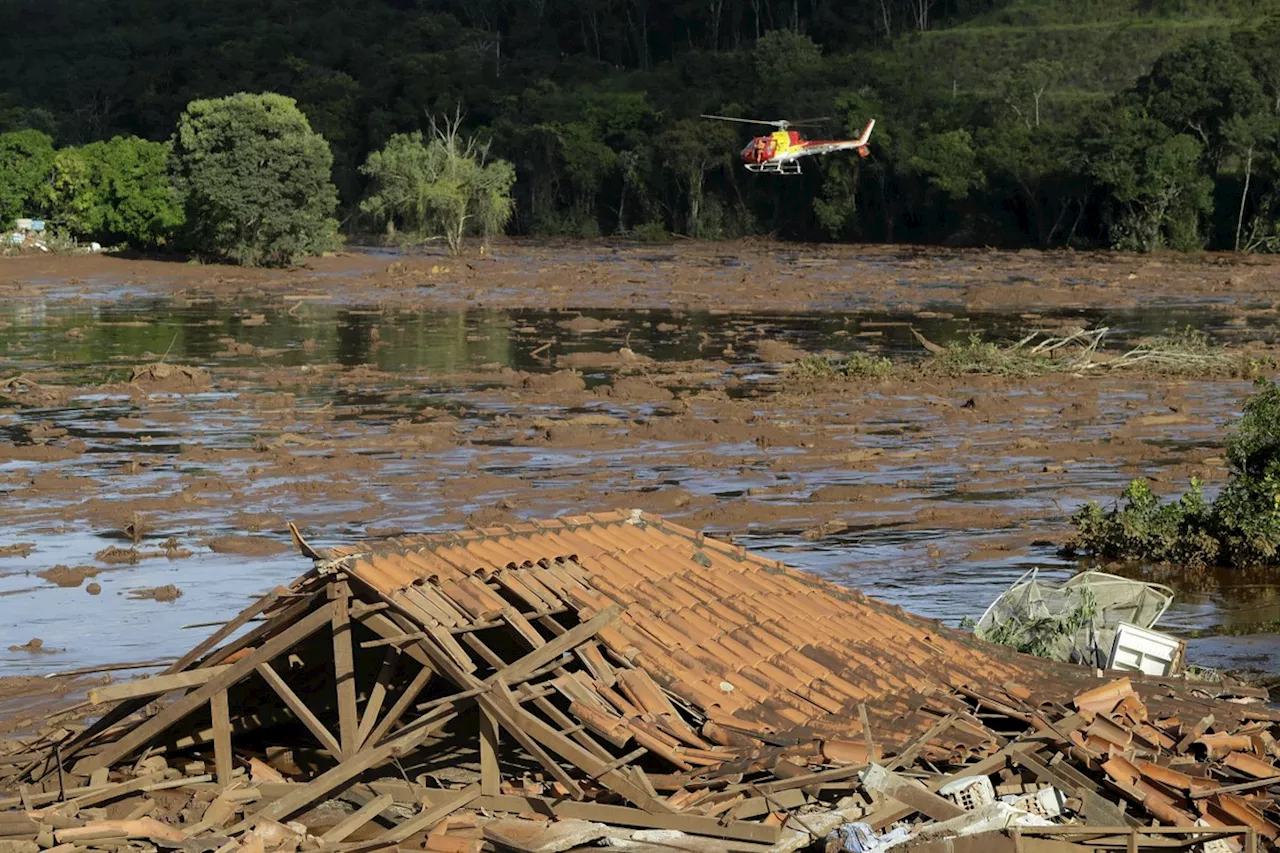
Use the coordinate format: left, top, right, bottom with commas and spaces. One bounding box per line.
634, 221, 670, 243
983, 586, 1098, 659
927, 334, 1056, 377
0, 129, 54, 225
1067, 478, 1220, 568
50, 136, 183, 248
789, 355, 841, 379
1067, 378, 1280, 569
842, 353, 894, 379
359, 115, 516, 255
171, 92, 339, 266
1212, 377, 1280, 566
788, 353, 894, 380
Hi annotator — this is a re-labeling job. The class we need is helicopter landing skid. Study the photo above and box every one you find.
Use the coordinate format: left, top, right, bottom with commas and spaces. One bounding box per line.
746, 161, 802, 175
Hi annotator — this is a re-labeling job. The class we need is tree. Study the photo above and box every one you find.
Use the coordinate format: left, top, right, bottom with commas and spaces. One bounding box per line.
661, 118, 734, 238
993, 60, 1065, 129
1234, 14, 1280, 117
170, 93, 339, 267
359, 112, 516, 255
49, 136, 183, 247
535, 120, 616, 235
0, 129, 55, 226
978, 121, 1084, 247
1085, 107, 1212, 252
1222, 114, 1279, 252
909, 129, 985, 199
1134, 39, 1267, 173
753, 29, 822, 83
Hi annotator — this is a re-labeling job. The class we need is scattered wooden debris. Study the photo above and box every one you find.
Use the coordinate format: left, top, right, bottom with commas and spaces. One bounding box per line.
2, 512, 1275, 853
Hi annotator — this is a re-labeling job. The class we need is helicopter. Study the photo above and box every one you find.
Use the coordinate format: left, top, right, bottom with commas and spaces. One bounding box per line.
701, 114, 876, 175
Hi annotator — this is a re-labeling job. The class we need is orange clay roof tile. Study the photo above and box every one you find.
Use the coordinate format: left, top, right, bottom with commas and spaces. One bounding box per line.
324, 511, 1274, 763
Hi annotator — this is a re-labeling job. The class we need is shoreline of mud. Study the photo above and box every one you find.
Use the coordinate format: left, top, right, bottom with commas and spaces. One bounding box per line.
4, 238, 1280, 313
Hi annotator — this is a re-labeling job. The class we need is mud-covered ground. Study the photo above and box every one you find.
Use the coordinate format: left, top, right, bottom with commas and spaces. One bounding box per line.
2, 240, 1280, 733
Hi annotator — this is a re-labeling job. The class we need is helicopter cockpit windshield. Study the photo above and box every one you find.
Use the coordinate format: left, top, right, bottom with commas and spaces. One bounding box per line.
741, 136, 772, 164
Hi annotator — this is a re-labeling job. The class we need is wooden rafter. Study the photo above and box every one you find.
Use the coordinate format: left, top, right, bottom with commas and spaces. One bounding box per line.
255, 661, 342, 757
365, 664, 434, 748
331, 581, 360, 759
356, 649, 399, 748
79, 604, 333, 775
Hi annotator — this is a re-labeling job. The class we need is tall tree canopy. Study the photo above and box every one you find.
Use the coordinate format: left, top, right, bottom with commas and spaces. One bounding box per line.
170, 92, 339, 266
5, 0, 1280, 252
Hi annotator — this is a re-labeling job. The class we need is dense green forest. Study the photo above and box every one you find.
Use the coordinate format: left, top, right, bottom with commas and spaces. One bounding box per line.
3, 0, 1280, 251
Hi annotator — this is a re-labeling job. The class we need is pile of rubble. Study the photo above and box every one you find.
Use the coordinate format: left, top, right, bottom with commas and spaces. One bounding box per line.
2, 511, 1276, 853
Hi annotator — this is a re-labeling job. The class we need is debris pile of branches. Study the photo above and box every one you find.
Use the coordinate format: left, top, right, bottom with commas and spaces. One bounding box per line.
907, 326, 1272, 379
2, 512, 1277, 853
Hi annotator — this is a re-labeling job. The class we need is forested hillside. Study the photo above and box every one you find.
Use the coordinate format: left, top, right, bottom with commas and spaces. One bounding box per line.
3, 0, 1280, 250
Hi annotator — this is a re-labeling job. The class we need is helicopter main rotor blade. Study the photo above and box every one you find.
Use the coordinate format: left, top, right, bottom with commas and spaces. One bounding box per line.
700, 114, 787, 127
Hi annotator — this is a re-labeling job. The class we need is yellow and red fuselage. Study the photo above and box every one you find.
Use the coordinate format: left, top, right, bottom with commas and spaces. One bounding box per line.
740, 120, 875, 168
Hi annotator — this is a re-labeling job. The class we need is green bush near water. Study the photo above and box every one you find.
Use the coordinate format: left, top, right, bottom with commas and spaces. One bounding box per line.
50, 136, 183, 248
925, 334, 1058, 378
1067, 378, 1280, 569
0, 129, 55, 225
789, 353, 894, 380
358, 120, 516, 255
170, 93, 340, 267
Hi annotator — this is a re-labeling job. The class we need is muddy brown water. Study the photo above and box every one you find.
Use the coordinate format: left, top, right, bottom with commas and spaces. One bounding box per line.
1, 248, 1279, 690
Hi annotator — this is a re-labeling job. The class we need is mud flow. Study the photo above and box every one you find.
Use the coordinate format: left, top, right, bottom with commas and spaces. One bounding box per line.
1, 244, 1278, 701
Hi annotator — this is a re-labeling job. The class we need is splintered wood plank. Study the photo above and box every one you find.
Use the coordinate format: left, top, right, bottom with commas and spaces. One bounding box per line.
41, 589, 302, 781
320, 793, 394, 843
211, 689, 233, 785
255, 661, 342, 757
886, 712, 956, 771
859, 702, 875, 762
203, 593, 322, 668
470, 795, 781, 844
357, 611, 467, 684
230, 702, 462, 834
88, 666, 234, 704
79, 605, 333, 776
358, 607, 476, 675
488, 605, 620, 687
363, 605, 645, 805
68, 772, 166, 809
356, 650, 399, 748
518, 682, 615, 764
373, 785, 479, 844
1010, 749, 1129, 826
480, 708, 500, 797
365, 664, 433, 748
169, 586, 292, 674
331, 582, 359, 758
481, 683, 584, 800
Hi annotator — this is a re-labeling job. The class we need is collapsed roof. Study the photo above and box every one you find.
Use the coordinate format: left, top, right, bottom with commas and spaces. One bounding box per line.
3, 510, 1278, 853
